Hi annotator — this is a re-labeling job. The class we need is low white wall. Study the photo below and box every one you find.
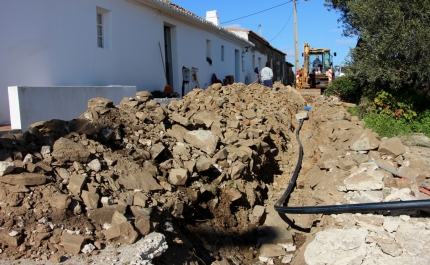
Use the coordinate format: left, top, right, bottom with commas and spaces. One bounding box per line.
8, 86, 137, 131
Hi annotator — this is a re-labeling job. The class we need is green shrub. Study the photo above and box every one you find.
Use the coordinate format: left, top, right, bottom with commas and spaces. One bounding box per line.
371, 90, 417, 122
324, 75, 361, 103
411, 110, 430, 137
364, 113, 412, 138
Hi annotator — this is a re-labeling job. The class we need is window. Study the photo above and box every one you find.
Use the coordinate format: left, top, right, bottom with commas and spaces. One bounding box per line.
206, 39, 212, 65
96, 7, 111, 49
221, 45, 225, 61
97, 13, 103, 48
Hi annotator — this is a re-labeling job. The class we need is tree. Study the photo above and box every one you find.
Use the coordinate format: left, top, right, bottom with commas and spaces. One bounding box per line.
325, 0, 430, 104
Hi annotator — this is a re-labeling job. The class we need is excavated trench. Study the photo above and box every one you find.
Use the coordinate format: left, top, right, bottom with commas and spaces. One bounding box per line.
2, 82, 430, 265
0, 82, 307, 264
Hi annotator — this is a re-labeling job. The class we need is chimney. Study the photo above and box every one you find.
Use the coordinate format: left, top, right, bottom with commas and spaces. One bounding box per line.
205, 10, 220, 26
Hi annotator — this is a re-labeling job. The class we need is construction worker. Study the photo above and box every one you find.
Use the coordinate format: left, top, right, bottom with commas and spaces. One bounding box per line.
313, 56, 322, 69
260, 62, 273, 88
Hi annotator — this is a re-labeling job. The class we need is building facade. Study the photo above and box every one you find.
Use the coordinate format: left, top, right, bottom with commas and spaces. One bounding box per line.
0, 0, 254, 126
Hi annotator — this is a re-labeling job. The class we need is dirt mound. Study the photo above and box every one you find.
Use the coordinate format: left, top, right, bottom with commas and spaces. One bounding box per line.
2, 83, 430, 264
0, 82, 306, 263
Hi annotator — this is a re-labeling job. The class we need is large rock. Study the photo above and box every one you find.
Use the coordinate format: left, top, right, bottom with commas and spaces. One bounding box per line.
168, 168, 188, 186
196, 156, 212, 172
0, 173, 46, 186
378, 137, 406, 157
87, 204, 127, 225
104, 221, 138, 244
305, 228, 367, 265
52, 137, 91, 163
350, 129, 380, 151
81, 190, 100, 209
117, 170, 162, 191
340, 162, 388, 191
61, 233, 86, 255
183, 130, 219, 155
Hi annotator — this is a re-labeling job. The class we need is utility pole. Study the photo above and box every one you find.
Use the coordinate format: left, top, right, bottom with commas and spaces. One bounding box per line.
293, 0, 299, 72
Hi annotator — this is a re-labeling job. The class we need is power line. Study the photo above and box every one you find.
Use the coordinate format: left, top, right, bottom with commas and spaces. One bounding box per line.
268, 9, 293, 42
220, 0, 293, 24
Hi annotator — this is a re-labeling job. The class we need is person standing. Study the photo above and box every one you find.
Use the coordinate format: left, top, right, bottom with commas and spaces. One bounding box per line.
260, 62, 274, 88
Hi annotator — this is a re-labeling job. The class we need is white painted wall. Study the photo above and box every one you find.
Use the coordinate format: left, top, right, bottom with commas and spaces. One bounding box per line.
8, 86, 137, 131
0, 0, 252, 125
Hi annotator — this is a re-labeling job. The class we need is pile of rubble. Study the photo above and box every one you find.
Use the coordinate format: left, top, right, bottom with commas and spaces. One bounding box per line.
0, 82, 307, 264
1, 80, 430, 264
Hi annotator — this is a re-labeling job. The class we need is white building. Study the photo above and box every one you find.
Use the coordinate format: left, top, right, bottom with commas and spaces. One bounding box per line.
0, 0, 254, 127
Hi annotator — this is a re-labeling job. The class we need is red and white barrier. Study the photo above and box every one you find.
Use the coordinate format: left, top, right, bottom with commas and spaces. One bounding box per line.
327, 69, 333, 82
296, 70, 301, 86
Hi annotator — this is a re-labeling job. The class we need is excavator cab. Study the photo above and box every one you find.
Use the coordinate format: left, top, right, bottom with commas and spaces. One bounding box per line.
309, 49, 332, 74
296, 43, 336, 91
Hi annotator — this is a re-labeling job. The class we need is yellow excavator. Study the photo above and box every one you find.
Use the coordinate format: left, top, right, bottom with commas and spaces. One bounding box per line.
296, 43, 336, 90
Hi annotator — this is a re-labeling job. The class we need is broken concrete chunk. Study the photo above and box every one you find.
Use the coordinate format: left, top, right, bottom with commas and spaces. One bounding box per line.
40, 145, 51, 158
343, 171, 384, 191
304, 228, 366, 265
87, 159, 101, 172
183, 130, 219, 155
0, 161, 15, 176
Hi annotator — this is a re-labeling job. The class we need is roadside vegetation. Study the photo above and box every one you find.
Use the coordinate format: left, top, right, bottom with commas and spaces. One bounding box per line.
323, 0, 430, 139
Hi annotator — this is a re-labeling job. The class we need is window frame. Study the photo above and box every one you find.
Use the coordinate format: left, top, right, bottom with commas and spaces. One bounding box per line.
97, 12, 104, 48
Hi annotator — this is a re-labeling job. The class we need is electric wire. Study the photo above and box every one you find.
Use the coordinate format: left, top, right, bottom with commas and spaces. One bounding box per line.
268, 9, 293, 42
220, 0, 293, 24
274, 118, 430, 214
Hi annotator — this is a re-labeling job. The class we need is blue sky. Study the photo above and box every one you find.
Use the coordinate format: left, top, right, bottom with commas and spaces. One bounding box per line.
172, 0, 357, 70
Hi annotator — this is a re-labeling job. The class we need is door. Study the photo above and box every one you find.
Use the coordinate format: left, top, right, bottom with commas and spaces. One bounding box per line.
164, 26, 173, 89
235, 49, 240, 83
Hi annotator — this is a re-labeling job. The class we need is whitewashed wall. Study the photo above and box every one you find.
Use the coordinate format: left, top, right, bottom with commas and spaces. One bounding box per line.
9, 86, 136, 131
0, 0, 251, 126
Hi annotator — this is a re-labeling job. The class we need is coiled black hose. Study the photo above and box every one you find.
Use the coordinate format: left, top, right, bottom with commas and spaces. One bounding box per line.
274, 119, 430, 214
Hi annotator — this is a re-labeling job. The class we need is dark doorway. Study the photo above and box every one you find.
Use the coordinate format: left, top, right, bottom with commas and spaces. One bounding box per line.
164, 26, 173, 89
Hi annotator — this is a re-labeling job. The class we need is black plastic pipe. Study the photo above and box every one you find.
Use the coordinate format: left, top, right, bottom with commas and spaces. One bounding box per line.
274, 118, 430, 214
